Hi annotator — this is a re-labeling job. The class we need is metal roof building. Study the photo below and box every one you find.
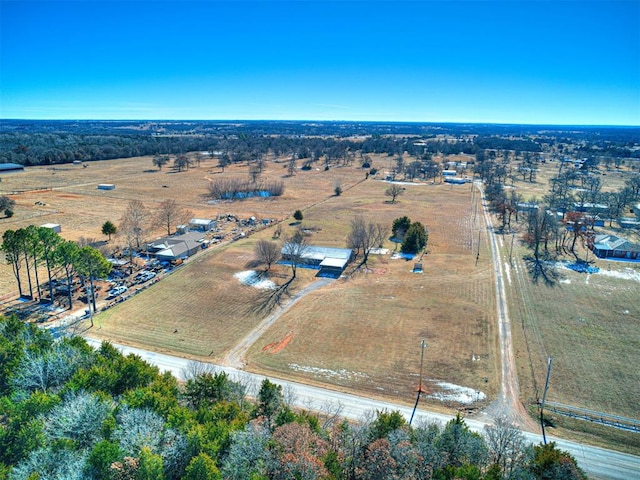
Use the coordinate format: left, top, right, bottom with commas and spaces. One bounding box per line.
0, 163, 25, 173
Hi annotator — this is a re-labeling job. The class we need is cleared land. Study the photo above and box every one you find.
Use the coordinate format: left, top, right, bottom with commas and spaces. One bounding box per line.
83, 159, 498, 410
2, 152, 639, 450
0, 154, 499, 409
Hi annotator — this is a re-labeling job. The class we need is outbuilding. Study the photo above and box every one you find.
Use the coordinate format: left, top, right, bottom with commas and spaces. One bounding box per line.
189, 218, 216, 232
41, 223, 61, 233
97, 184, 116, 190
0, 163, 25, 173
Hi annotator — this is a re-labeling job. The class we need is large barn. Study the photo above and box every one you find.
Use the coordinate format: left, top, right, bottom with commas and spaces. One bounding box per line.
281, 244, 354, 277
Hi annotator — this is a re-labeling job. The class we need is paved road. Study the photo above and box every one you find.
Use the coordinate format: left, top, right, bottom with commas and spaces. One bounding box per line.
83, 338, 640, 480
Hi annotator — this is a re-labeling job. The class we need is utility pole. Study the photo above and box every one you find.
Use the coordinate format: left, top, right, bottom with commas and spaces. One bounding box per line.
410, 339, 427, 425
509, 232, 515, 266
540, 356, 553, 444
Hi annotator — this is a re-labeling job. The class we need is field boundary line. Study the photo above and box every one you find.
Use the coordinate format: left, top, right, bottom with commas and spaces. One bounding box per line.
546, 402, 640, 433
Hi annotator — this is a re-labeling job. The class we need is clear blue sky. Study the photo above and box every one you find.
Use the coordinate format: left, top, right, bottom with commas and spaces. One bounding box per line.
1, 0, 639, 125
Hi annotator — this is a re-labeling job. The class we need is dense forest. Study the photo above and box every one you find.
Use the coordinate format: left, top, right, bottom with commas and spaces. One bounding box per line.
1, 120, 638, 167
0, 316, 587, 480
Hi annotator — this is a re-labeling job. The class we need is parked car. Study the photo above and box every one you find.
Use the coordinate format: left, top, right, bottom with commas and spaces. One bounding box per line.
106, 285, 128, 299
135, 271, 156, 283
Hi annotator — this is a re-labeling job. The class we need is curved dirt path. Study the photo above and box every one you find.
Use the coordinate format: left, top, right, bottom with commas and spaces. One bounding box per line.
221, 277, 334, 368
476, 183, 538, 432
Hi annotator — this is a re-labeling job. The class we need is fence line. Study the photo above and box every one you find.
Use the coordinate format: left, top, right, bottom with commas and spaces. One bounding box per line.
546, 401, 640, 433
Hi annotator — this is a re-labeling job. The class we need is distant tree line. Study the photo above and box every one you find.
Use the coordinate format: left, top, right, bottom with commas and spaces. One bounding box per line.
2, 121, 638, 172
0, 315, 587, 479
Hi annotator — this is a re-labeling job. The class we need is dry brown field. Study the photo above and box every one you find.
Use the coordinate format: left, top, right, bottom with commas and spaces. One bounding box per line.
2, 151, 639, 448
7, 153, 499, 410
0, 154, 372, 295
245, 179, 498, 407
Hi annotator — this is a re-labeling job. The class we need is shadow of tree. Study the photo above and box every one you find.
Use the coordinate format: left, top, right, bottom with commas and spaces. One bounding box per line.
247, 277, 295, 316
523, 255, 561, 287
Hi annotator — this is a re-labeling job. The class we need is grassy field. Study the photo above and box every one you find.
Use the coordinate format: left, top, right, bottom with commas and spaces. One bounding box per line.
84, 158, 499, 410
2, 152, 639, 450
505, 238, 640, 418
0, 154, 371, 294
245, 179, 498, 407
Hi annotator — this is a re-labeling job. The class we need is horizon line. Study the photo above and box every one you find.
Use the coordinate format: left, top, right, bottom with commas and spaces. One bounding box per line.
2, 118, 639, 129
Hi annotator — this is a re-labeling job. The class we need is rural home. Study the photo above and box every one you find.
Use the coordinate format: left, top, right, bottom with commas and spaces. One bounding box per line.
147, 231, 208, 262
590, 234, 640, 261
189, 218, 216, 232
281, 244, 354, 277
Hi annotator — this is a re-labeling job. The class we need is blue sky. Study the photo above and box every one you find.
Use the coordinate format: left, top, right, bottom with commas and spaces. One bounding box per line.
1, 0, 639, 125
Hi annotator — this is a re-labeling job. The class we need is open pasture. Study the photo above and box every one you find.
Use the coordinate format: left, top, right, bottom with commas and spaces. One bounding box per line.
84, 156, 498, 409
244, 177, 498, 407
506, 242, 640, 421
0, 154, 381, 294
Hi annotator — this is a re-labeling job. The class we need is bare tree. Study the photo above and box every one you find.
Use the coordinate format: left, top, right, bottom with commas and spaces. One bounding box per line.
484, 416, 527, 478
347, 216, 388, 266
173, 154, 191, 172
249, 164, 262, 185
282, 229, 308, 279
254, 239, 280, 270
119, 200, 148, 249
287, 155, 297, 176
152, 155, 170, 171
155, 199, 192, 236
385, 184, 404, 203
218, 152, 230, 172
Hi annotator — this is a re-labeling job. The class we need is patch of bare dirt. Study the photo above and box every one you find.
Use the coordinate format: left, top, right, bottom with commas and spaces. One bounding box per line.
262, 331, 294, 354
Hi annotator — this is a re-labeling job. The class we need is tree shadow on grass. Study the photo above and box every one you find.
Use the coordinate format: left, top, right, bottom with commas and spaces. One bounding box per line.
247, 277, 294, 317
523, 255, 561, 287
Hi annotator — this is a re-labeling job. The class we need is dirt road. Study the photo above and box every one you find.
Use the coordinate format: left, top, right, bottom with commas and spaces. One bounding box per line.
476, 183, 539, 432
221, 277, 334, 368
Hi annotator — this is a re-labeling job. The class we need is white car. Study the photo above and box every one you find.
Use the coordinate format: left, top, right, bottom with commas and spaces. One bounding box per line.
107, 285, 128, 298
137, 271, 156, 282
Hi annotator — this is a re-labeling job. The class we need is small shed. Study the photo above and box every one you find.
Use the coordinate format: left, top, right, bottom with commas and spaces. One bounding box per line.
98, 184, 115, 190
189, 218, 216, 232
41, 223, 61, 233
